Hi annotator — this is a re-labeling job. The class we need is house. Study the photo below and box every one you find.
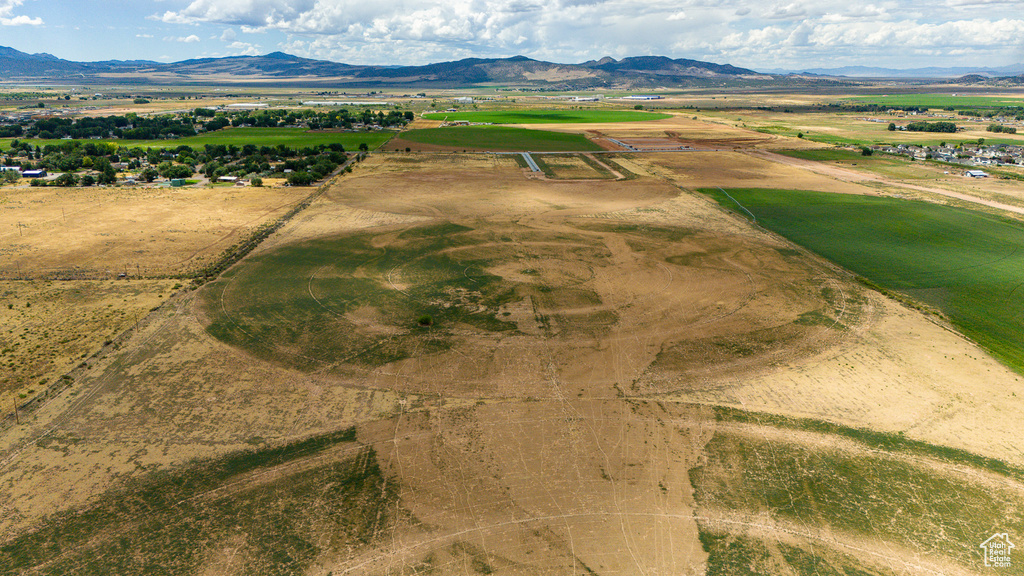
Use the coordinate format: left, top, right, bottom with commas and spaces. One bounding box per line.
0, 166, 20, 173
217, 176, 238, 183
21, 169, 46, 178
965, 170, 989, 178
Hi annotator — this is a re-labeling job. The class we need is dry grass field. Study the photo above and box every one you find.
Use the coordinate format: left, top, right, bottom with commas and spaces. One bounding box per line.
2, 144, 1023, 575
0, 183, 312, 278
0, 279, 177, 397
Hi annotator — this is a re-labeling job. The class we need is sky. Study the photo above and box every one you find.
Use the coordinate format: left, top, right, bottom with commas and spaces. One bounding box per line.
1, 0, 1022, 70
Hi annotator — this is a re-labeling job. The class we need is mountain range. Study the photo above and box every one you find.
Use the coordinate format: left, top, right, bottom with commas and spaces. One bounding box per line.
2, 46, 1022, 87
765, 63, 1024, 78
0, 46, 765, 88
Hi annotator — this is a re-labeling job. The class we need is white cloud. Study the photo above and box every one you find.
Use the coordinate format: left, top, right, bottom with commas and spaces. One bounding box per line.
0, 0, 41, 26
227, 41, 260, 56
164, 34, 202, 43
152, 0, 1024, 68
136, 33, 154, 38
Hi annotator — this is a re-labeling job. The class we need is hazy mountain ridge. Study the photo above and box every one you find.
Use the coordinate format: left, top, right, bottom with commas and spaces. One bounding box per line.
767, 63, 1024, 78
4, 45, 1016, 87
0, 46, 762, 87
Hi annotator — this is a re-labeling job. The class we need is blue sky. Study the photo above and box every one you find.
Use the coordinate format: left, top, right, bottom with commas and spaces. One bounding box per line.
1, 0, 1022, 70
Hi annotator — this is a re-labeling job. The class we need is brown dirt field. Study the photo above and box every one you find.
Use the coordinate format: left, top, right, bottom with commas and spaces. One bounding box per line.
2, 151, 1022, 574
0, 184, 311, 278
521, 114, 823, 151
627, 150, 876, 194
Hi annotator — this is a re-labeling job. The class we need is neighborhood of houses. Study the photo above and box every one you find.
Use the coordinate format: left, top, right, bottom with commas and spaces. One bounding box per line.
874, 142, 1023, 172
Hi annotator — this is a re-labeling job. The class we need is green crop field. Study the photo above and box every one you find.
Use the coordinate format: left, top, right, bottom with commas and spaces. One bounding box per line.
1, 127, 394, 152
421, 109, 672, 123
399, 126, 602, 151
702, 187, 1024, 373
845, 94, 1024, 108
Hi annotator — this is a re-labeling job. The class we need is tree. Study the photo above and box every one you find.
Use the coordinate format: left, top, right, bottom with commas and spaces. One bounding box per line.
286, 171, 313, 186
2, 170, 20, 184
140, 167, 158, 182
887, 122, 896, 131
80, 174, 96, 186
54, 172, 78, 187
358, 142, 369, 152
250, 176, 263, 187
860, 147, 873, 156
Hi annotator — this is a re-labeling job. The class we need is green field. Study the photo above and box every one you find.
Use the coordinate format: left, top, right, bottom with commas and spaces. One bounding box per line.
1, 127, 395, 152
702, 187, 1024, 373
845, 93, 1024, 109
400, 126, 602, 151
422, 109, 672, 124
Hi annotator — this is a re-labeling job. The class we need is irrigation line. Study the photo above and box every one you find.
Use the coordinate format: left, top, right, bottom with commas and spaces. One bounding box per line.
719, 187, 756, 224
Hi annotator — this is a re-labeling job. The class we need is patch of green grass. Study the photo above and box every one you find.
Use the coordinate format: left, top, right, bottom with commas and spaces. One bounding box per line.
699, 531, 893, 576
399, 126, 602, 151
422, 109, 672, 124
701, 187, 1024, 374
712, 405, 1024, 481
0, 428, 400, 576
1, 127, 394, 152
692, 428, 1024, 567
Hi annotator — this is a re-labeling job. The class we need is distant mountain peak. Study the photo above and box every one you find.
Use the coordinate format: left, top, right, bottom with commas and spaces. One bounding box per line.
264, 51, 299, 60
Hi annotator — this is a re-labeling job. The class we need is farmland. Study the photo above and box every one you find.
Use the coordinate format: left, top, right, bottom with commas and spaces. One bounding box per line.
844, 93, 1024, 109
0, 183, 312, 278
394, 125, 602, 151
702, 187, 1024, 372
3, 92, 1024, 576
422, 109, 673, 123
696, 107, 1024, 148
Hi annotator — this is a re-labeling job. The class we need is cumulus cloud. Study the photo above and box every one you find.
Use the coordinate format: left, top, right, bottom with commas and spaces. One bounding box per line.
153, 0, 1024, 68
0, 0, 41, 26
165, 34, 202, 43
227, 41, 261, 56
